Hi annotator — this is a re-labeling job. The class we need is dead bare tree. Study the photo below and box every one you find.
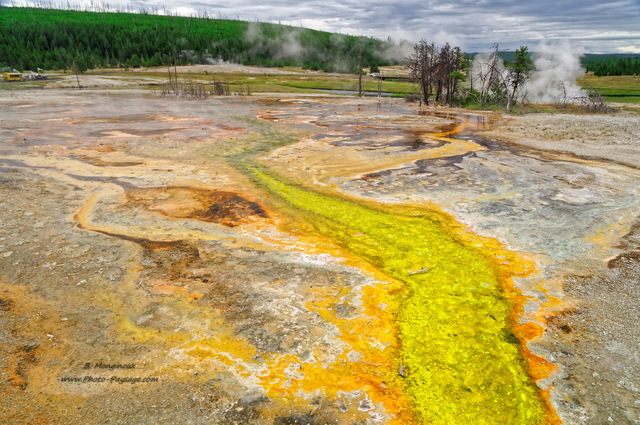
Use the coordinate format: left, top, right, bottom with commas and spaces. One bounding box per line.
471, 44, 511, 108
70, 60, 82, 90
554, 81, 568, 109
581, 84, 613, 113
180, 79, 209, 99
166, 52, 179, 95
407, 41, 466, 106
407, 40, 437, 105
357, 50, 363, 98
211, 77, 230, 96
471, 44, 533, 112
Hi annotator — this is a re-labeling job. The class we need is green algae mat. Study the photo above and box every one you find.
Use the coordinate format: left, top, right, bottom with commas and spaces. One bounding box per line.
239, 160, 551, 425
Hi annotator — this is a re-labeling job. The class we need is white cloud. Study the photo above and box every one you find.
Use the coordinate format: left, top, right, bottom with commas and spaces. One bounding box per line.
616, 45, 640, 54
431, 31, 466, 51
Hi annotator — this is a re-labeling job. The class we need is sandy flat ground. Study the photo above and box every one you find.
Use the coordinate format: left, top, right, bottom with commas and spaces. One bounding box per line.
46, 75, 163, 89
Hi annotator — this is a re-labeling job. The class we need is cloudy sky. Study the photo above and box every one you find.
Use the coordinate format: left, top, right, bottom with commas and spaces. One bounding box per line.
17, 0, 640, 53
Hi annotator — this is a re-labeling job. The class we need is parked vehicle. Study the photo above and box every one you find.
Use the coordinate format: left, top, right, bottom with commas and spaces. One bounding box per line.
2, 72, 22, 81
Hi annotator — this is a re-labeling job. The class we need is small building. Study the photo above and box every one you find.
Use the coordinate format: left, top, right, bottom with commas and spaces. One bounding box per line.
2, 72, 22, 81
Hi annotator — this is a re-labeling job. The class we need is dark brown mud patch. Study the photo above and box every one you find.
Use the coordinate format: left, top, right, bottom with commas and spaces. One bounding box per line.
275, 414, 316, 425
138, 241, 201, 281
359, 169, 394, 182
413, 152, 476, 173
389, 129, 447, 151
68, 174, 137, 189
73, 223, 198, 281
127, 186, 268, 227
616, 221, 640, 251
608, 251, 640, 269
74, 155, 144, 167
1, 292, 42, 391
0, 298, 15, 311
10, 342, 39, 390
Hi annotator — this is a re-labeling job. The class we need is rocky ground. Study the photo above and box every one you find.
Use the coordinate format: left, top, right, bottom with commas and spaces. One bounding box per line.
481, 107, 640, 169
481, 107, 640, 424
1, 87, 639, 424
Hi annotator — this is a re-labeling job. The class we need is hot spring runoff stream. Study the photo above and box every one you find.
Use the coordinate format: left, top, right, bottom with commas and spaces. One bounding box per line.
236, 110, 555, 425
3, 91, 639, 424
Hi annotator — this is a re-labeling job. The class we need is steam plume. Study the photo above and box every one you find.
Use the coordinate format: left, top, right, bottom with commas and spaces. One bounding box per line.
525, 41, 586, 103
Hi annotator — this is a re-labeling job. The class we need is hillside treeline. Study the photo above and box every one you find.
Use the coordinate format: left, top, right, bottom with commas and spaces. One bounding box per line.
0, 7, 400, 72
583, 55, 640, 76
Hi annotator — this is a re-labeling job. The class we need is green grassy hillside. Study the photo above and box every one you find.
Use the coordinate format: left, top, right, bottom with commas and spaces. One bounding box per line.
0, 7, 400, 72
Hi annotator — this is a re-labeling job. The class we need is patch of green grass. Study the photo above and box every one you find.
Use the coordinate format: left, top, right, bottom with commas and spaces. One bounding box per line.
603, 96, 640, 104
579, 73, 640, 102
125, 69, 416, 95
276, 76, 414, 94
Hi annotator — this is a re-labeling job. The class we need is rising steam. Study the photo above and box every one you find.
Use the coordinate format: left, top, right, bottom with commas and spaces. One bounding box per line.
526, 41, 587, 103
244, 22, 304, 61
470, 40, 587, 105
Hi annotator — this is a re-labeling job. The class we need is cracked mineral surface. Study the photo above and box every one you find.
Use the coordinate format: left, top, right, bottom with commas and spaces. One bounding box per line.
1, 88, 638, 425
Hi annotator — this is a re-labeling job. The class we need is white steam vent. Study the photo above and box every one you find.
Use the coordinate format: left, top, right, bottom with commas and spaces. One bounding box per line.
525, 41, 587, 103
